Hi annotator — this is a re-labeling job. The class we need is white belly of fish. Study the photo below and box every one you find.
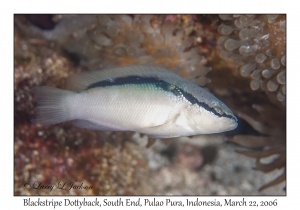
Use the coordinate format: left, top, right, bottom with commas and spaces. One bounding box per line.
67, 85, 181, 133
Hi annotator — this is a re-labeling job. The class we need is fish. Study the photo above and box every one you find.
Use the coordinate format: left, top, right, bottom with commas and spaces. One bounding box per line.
32, 65, 238, 138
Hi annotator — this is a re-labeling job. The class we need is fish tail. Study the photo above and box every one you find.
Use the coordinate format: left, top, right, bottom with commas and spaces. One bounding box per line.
32, 86, 74, 125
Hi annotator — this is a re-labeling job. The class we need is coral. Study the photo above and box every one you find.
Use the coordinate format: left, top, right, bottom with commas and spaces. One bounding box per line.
41, 15, 212, 86
175, 143, 204, 170
14, 123, 150, 195
145, 135, 285, 195
217, 15, 286, 102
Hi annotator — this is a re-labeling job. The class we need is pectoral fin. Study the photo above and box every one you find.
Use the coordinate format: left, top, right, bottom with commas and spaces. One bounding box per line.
144, 111, 181, 139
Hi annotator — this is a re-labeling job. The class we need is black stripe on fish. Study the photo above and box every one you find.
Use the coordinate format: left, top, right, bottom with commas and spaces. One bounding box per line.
86, 76, 234, 120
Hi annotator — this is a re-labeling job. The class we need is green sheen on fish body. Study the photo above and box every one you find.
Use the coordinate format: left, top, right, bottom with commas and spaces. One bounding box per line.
32, 65, 237, 138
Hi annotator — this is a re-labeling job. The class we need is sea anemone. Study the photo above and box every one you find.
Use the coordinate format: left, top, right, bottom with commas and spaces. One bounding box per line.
217, 15, 286, 102
42, 15, 211, 86
225, 92, 286, 191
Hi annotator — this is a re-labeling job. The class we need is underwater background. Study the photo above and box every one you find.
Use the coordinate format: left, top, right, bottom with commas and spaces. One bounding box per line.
14, 14, 286, 195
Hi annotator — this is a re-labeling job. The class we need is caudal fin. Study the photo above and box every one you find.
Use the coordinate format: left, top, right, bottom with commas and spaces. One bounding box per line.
32, 86, 74, 125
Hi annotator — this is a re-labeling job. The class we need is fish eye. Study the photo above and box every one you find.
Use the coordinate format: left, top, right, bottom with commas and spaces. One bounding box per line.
214, 106, 224, 114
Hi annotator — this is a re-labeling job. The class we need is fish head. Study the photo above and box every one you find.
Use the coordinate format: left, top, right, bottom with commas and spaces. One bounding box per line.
177, 85, 238, 135
204, 100, 238, 133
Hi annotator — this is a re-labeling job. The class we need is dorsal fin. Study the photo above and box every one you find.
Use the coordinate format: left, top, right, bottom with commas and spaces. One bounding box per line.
66, 64, 183, 91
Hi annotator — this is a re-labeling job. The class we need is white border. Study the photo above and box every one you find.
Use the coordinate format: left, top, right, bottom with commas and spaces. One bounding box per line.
3, 0, 296, 209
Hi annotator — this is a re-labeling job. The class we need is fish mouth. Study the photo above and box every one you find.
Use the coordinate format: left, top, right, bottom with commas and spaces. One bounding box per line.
228, 119, 238, 131
228, 113, 238, 122
221, 115, 238, 132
